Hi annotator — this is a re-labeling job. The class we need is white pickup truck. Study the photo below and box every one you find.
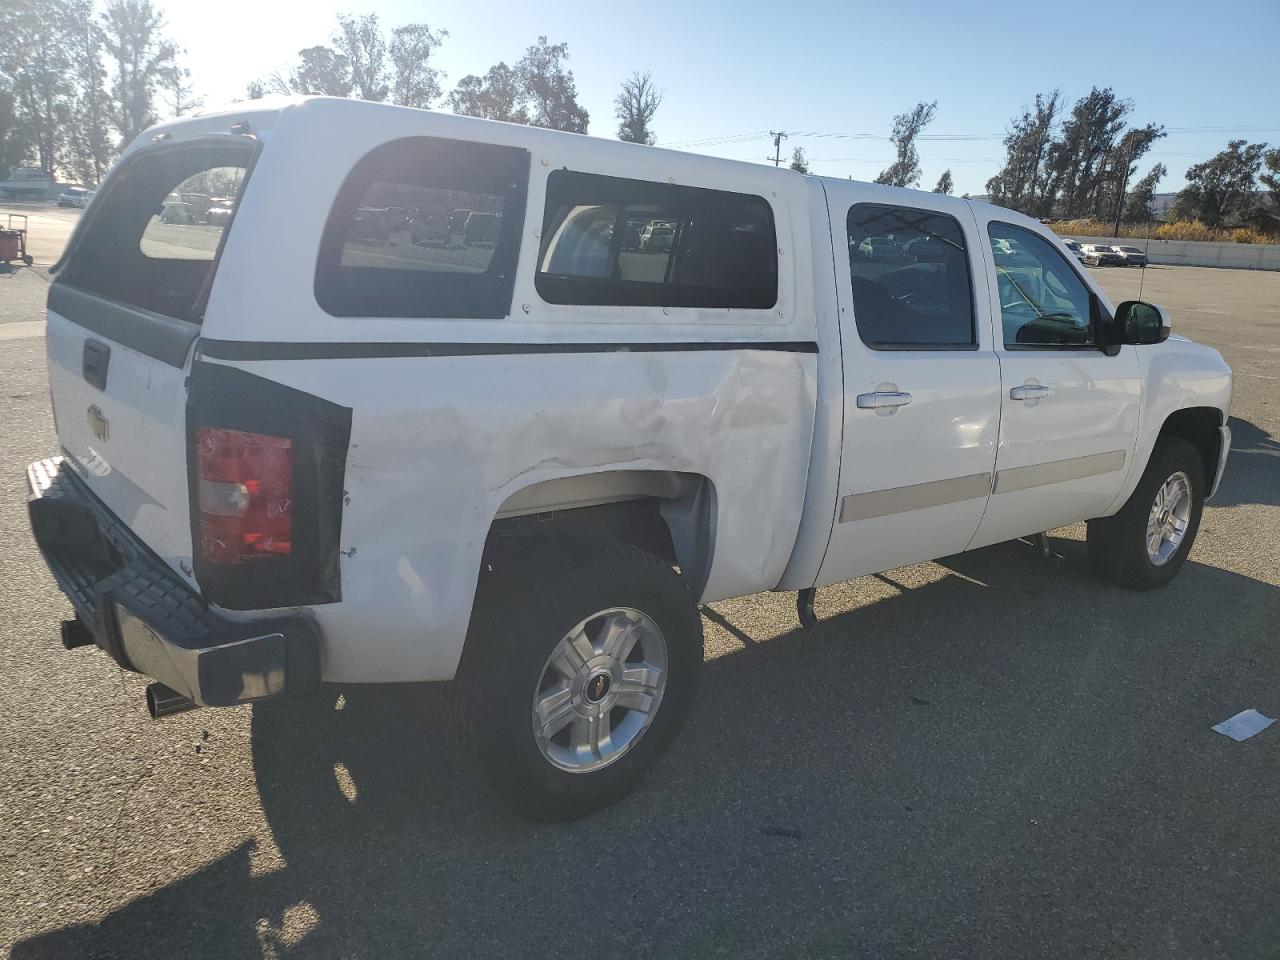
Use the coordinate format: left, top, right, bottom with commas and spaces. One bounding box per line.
28, 99, 1232, 818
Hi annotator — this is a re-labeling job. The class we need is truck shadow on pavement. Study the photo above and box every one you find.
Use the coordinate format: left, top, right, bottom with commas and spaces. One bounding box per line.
1216, 417, 1280, 508
13, 523, 1280, 958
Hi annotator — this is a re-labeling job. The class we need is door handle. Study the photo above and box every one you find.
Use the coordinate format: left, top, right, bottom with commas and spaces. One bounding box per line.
856, 391, 912, 409
1009, 384, 1050, 401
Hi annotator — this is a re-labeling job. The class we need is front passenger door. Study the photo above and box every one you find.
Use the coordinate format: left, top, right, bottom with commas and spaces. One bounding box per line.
968, 217, 1141, 550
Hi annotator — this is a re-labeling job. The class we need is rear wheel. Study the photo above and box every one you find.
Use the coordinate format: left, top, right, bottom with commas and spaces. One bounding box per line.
1087, 437, 1205, 589
454, 538, 703, 820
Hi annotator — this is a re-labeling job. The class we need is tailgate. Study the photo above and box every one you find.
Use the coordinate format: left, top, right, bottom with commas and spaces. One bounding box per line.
46, 136, 258, 576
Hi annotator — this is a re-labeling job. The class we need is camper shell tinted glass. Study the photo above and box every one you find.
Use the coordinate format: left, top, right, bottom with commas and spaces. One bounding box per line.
315, 136, 529, 319
56, 137, 257, 323
536, 170, 778, 309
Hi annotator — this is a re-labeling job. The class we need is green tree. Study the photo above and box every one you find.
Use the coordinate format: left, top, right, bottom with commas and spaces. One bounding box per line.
101, 0, 180, 146
1261, 147, 1280, 213
875, 100, 936, 188
1122, 163, 1166, 222
615, 71, 660, 144
0, 0, 75, 175
1170, 140, 1268, 227
448, 63, 528, 123
293, 45, 353, 97
516, 36, 588, 133
390, 23, 448, 108
985, 91, 1060, 215
64, 1, 115, 183
1042, 87, 1131, 218
933, 169, 953, 194
334, 13, 388, 102
449, 37, 589, 133
788, 146, 810, 174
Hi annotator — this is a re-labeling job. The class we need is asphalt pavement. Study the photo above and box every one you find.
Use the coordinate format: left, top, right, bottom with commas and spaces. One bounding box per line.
1, 261, 1278, 959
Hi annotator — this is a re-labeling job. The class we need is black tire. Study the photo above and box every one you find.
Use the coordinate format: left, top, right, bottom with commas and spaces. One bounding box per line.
453, 538, 703, 820
1087, 436, 1205, 590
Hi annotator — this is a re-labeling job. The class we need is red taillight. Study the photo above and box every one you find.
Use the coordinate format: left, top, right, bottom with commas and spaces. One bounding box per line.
196, 427, 293, 565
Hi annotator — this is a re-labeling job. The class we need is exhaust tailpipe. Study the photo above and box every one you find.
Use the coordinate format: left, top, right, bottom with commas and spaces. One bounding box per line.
146, 682, 198, 719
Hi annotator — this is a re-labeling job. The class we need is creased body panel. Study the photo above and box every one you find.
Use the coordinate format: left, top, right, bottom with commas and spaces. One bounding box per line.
203, 348, 816, 682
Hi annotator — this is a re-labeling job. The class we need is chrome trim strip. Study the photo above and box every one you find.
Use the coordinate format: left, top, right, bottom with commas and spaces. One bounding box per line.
839, 473, 993, 523
993, 449, 1127, 494
1208, 423, 1231, 500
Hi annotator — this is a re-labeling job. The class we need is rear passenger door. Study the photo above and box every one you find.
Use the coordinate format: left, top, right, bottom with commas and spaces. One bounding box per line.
816, 184, 1002, 586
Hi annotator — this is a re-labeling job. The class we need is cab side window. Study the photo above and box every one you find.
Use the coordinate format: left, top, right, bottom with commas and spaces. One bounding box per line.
988, 222, 1093, 348
846, 204, 976, 349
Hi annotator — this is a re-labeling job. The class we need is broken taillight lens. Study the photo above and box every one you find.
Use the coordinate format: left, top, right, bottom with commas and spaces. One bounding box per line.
196, 427, 293, 565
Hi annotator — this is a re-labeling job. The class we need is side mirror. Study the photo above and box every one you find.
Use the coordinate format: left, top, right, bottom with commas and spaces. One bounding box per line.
1114, 300, 1171, 345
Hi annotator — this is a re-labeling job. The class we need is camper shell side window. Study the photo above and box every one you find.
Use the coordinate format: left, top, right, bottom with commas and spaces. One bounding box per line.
535, 170, 778, 310
314, 136, 529, 319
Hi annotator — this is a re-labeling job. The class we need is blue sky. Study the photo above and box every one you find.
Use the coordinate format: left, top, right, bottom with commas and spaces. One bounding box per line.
171, 0, 1280, 196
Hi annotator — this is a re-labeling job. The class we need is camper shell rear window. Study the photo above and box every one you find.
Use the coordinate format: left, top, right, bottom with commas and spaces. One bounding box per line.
57, 137, 257, 323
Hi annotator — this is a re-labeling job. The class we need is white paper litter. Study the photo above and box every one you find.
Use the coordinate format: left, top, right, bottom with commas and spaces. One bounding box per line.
1212, 709, 1276, 742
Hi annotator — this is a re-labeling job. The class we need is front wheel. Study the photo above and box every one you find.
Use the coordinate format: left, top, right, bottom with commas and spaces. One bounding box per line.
454, 538, 703, 820
1087, 437, 1205, 589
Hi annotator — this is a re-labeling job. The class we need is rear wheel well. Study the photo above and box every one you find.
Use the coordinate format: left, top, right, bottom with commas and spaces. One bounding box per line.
1157, 407, 1222, 481
482, 472, 716, 598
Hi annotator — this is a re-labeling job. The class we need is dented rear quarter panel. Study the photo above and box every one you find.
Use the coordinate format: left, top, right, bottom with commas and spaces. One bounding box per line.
198, 100, 821, 682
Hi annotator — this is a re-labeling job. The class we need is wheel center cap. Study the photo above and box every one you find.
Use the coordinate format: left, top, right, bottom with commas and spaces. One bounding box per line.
584, 671, 612, 704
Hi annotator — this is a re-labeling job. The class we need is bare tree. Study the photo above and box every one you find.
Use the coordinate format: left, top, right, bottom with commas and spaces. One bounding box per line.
933, 169, 953, 194
615, 71, 660, 144
788, 146, 810, 173
875, 100, 937, 188
390, 23, 448, 108
164, 64, 203, 117
334, 13, 388, 102
100, 0, 179, 146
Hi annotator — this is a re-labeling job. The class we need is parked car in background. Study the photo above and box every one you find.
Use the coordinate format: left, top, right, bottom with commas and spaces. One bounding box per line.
204, 200, 236, 226
462, 211, 501, 247
639, 221, 675, 252
1062, 238, 1087, 263
57, 187, 93, 208
1112, 244, 1148, 267
1082, 243, 1124, 266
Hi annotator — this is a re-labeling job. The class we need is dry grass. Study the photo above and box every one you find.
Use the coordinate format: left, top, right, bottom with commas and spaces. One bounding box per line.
1048, 218, 1278, 245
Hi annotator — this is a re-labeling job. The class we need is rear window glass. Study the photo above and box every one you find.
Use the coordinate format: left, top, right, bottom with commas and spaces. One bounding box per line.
140, 167, 245, 261
846, 203, 975, 349
535, 170, 777, 309
59, 141, 254, 322
315, 137, 528, 319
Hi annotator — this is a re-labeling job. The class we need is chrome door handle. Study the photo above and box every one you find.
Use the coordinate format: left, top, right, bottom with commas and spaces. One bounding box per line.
856, 391, 912, 409
1009, 384, 1051, 401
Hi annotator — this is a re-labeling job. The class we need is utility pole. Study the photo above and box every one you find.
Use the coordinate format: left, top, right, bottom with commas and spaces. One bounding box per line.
768, 130, 788, 167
